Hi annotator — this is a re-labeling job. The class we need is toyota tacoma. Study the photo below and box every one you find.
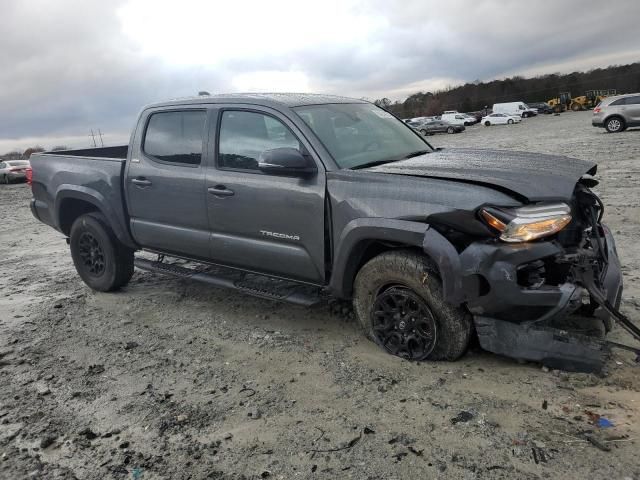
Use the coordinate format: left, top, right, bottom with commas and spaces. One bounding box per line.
29, 93, 637, 371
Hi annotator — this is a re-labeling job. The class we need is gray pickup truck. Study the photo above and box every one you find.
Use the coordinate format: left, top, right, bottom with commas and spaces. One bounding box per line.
30, 93, 636, 371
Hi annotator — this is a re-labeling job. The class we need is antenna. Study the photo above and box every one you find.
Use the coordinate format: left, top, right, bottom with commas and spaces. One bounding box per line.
89, 130, 97, 147
97, 129, 104, 147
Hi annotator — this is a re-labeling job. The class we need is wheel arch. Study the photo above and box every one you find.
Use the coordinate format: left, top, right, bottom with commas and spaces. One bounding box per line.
54, 186, 136, 248
604, 114, 626, 128
329, 219, 428, 299
329, 219, 466, 304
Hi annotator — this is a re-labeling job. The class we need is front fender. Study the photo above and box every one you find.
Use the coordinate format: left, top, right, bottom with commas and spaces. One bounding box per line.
329, 219, 468, 305
329, 218, 428, 298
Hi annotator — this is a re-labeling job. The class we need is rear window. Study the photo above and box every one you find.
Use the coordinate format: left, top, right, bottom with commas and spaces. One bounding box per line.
143, 110, 206, 165
610, 98, 626, 106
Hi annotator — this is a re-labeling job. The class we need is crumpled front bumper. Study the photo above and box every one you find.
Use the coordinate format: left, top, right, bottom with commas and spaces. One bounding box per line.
425, 224, 623, 325
423, 225, 624, 371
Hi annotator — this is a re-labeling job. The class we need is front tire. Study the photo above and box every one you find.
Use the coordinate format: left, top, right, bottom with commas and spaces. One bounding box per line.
507, 119, 514, 124
447, 127, 455, 134
420, 129, 427, 135
484, 121, 490, 126
69, 213, 134, 292
353, 250, 473, 361
605, 116, 624, 133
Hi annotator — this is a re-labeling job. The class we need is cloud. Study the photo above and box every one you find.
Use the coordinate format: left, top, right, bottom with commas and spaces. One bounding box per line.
1, 0, 639, 152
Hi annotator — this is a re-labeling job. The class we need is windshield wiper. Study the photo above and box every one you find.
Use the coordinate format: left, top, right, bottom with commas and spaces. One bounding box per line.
351, 159, 399, 170
351, 149, 432, 170
401, 149, 431, 159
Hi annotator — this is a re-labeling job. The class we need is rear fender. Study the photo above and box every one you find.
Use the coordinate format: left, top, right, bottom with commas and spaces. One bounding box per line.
54, 185, 136, 248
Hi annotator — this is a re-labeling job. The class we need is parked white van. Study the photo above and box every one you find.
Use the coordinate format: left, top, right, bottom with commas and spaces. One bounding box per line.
492, 102, 537, 118
441, 112, 474, 126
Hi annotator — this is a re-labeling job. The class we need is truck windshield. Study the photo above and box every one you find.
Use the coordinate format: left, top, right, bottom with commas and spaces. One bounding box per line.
293, 103, 432, 169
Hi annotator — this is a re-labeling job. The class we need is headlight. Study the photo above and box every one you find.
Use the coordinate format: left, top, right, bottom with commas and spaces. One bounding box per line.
480, 203, 572, 242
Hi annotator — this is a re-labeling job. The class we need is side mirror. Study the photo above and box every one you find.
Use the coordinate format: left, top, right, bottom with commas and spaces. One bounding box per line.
258, 148, 317, 176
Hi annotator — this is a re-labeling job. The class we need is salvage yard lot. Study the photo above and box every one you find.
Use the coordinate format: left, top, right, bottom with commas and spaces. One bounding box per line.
1, 111, 639, 479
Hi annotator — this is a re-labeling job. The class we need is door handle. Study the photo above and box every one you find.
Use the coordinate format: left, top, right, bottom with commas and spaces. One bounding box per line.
131, 177, 152, 187
208, 185, 235, 197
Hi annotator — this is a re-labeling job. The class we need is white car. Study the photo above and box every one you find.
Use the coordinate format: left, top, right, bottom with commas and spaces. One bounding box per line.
0, 159, 31, 184
481, 113, 522, 126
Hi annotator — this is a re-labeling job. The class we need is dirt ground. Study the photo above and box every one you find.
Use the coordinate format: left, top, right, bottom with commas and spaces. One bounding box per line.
1, 111, 639, 480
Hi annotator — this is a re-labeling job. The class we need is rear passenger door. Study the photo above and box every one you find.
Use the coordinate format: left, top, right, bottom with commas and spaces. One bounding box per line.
125, 108, 211, 258
204, 106, 326, 284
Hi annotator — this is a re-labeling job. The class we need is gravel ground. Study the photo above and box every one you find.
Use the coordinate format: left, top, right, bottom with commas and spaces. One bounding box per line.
1, 111, 639, 480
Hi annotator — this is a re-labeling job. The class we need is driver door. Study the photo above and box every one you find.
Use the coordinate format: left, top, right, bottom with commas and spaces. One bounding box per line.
204, 106, 327, 283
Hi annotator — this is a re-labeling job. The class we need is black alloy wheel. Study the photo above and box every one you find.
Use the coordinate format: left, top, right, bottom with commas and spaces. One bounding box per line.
77, 231, 106, 276
371, 286, 437, 360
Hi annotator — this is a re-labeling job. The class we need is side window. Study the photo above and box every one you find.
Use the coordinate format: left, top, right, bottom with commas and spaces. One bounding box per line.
144, 110, 206, 165
626, 96, 640, 105
218, 111, 301, 171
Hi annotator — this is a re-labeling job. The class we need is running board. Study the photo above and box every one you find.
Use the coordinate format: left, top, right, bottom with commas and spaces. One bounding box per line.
134, 257, 324, 306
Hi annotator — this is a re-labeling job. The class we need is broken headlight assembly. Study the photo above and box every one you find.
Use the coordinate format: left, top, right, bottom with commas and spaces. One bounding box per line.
479, 203, 572, 242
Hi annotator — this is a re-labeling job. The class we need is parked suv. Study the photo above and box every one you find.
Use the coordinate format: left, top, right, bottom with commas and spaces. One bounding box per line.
592, 93, 640, 132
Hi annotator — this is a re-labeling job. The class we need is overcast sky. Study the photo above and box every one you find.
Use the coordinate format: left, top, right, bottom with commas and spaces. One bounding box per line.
1, 0, 639, 152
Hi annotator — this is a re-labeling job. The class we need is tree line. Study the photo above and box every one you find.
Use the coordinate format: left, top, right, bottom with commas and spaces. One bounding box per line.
375, 62, 640, 118
1, 145, 68, 160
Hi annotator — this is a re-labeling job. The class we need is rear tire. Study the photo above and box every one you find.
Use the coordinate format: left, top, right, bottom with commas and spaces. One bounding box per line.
507, 119, 514, 124
69, 213, 134, 292
3, 175, 9, 184
353, 250, 473, 361
605, 116, 625, 133
420, 129, 427, 135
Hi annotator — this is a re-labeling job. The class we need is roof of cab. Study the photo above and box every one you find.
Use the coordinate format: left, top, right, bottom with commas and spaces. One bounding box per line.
144, 93, 368, 110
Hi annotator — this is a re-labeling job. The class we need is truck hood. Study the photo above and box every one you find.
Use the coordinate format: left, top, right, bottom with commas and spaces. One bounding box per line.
367, 148, 597, 202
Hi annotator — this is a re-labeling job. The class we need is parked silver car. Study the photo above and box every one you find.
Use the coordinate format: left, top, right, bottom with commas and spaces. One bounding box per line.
0, 160, 31, 184
417, 120, 465, 135
592, 93, 640, 133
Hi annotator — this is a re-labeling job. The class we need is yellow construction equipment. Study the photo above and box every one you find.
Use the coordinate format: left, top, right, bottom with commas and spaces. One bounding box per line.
547, 89, 616, 113
547, 92, 572, 113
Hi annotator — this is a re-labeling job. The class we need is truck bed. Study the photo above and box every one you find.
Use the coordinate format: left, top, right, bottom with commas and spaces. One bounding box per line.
45, 145, 129, 159
29, 145, 133, 247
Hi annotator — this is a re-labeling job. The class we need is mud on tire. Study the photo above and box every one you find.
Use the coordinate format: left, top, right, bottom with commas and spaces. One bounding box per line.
353, 250, 473, 361
69, 213, 134, 292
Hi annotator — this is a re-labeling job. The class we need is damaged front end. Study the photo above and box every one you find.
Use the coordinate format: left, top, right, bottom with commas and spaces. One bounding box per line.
427, 182, 633, 372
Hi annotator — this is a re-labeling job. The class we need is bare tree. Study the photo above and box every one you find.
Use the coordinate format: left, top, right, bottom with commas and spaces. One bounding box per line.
373, 98, 392, 110
1, 150, 23, 160
22, 146, 45, 159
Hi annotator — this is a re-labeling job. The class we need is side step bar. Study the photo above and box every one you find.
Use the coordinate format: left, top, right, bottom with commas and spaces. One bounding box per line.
134, 257, 324, 307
